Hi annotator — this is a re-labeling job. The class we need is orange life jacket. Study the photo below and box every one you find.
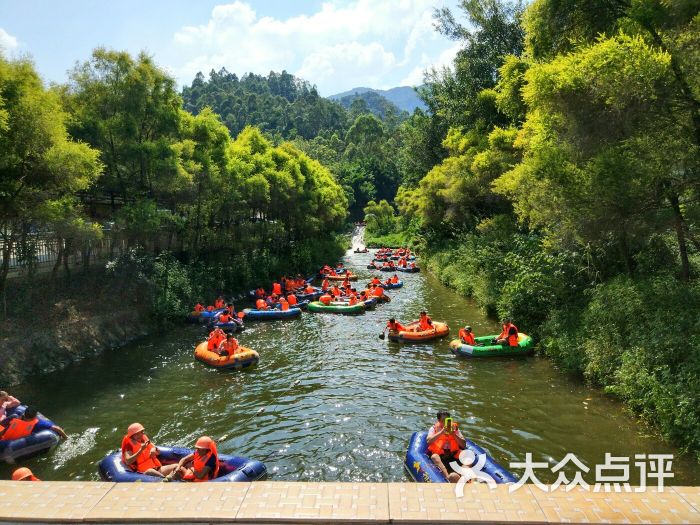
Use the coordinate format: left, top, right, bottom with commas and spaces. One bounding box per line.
371, 278, 380, 285
194, 304, 204, 312
214, 299, 224, 308
255, 288, 265, 298
272, 283, 282, 295
498, 323, 519, 345
121, 433, 162, 473
255, 299, 268, 310
218, 313, 232, 323
304, 286, 315, 294
2, 417, 38, 440
280, 300, 289, 311
387, 321, 405, 332
390, 276, 399, 284
191, 449, 219, 482
427, 423, 462, 458
348, 296, 358, 306
322, 279, 330, 291
287, 294, 298, 306
320, 294, 332, 305
419, 316, 432, 331
206, 305, 214, 312
459, 329, 475, 345
208, 330, 225, 350
331, 287, 341, 297
372, 286, 384, 297
220, 339, 238, 356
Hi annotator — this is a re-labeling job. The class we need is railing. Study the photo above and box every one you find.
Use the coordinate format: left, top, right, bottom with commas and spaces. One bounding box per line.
0, 233, 128, 277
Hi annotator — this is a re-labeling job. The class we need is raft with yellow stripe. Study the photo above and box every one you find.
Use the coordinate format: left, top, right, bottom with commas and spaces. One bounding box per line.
194, 342, 259, 370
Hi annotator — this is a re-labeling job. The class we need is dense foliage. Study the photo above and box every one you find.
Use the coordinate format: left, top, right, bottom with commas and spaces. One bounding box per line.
391, 0, 700, 457
1, 50, 349, 318
181, 69, 347, 140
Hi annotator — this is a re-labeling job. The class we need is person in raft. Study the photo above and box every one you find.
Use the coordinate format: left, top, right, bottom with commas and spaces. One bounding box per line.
386, 318, 406, 333
218, 333, 239, 357
207, 327, 226, 351
426, 410, 470, 483
0, 390, 21, 421
458, 325, 476, 345
121, 423, 180, 479
494, 318, 519, 346
414, 311, 433, 331
164, 436, 219, 482
11, 467, 40, 481
0, 407, 68, 440
193, 302, 205, 313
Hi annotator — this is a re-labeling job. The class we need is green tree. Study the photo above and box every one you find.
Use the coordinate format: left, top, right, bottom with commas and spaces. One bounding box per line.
0, 55, 101, 298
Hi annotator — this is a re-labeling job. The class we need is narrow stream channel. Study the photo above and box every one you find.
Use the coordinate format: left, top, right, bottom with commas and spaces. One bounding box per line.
5, 229, 699, 484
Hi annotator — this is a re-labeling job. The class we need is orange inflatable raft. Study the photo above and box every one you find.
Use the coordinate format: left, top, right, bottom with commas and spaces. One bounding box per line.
388, 321, 450, 343
194, 342, 259, 370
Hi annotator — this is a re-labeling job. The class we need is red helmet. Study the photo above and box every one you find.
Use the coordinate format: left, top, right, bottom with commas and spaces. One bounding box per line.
127, 423, 145, 437
12, 467, 35, 481
195, 436, 214, 449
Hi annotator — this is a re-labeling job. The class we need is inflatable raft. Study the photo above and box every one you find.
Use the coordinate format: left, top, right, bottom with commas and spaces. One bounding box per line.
0, 406, 61, 463
405, 431, 517, 484
98, 446, 267, 483
388, 321, 449, 343
197, 308, 227, 323
397, 267, 420, 273
307, 301, 365, 315
242, 307, 302, 321
209, 319, 243, 333
194, 342, 259, 370
449, 333, 534, 357
383, 280, 403, 290
325, 274, 358, 282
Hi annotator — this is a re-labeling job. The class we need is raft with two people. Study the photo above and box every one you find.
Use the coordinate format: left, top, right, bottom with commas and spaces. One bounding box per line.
0, 405, 64, 463
450, 333, 534, 357
99, 429, 266, 483
387, 321, 450, 343
242, 306, 302, 320
194, 342, 259, 370
405, 431, 516, 484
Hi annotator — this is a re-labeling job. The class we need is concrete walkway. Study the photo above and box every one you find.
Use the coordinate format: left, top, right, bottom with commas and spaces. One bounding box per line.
0, 481, 698, 524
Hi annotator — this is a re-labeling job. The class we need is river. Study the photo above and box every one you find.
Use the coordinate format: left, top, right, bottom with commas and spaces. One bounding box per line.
4, 228, 698, 484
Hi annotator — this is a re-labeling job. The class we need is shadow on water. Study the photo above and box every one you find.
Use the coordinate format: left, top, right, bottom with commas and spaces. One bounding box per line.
4, 230, 699, 484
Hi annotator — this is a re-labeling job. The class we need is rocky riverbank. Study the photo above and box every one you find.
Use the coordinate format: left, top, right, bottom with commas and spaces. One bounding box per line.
0, 298, 155, 385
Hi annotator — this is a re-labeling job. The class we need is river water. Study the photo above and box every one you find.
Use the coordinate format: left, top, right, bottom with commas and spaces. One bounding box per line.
5, 229, 699, 484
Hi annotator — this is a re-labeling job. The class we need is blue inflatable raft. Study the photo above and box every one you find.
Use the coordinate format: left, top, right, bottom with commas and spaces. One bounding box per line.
208, 319, 243, 332
98, 446, 267, 482
397, 267, 420, 273
0, 406, 61, 463
404, 431, 517, 484
383, 280, 403, 289
197, 308, 226, 323
242, 307, 302, 320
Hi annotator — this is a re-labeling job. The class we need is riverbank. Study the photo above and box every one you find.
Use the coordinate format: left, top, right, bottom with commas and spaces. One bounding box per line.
416, 234, 700, 462
0, 291, 155, 386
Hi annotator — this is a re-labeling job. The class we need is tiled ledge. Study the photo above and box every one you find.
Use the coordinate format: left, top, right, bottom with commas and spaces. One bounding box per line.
0, 481, 698, 524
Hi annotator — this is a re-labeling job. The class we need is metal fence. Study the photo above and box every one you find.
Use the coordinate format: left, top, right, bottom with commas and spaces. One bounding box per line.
0, 233, 127, 278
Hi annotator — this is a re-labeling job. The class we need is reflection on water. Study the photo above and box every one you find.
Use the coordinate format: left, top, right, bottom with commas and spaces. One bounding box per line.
5, 238, 699, 484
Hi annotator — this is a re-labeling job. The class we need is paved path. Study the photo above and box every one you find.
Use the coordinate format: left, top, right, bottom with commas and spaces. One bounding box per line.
0, 481, 698, 523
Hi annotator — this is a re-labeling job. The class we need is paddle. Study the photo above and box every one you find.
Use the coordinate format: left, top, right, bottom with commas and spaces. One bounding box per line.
378, 327, 387, 340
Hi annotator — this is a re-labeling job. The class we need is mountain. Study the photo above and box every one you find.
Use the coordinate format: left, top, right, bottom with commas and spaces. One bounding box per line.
329, 86, 427, 113
335, 91, 406, 121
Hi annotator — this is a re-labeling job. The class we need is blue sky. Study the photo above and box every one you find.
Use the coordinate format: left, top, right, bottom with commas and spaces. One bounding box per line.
0, 0, 461, 95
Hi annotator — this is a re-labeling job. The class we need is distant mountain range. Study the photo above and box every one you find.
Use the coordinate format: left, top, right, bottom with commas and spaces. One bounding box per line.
328, 86, 427, 114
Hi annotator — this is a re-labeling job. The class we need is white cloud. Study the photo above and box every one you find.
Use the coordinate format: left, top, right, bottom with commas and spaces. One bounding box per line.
0, 28, 19, 53
170, 0, 457, 94
400, 42, 461, 86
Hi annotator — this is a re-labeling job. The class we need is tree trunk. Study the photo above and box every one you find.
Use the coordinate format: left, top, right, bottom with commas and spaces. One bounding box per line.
619, 227, 634, 277
668, 192, 690, 281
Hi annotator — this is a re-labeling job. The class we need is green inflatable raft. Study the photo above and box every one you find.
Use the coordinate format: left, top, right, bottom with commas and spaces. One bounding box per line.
307, 301, 365, 315
449, 333, 534, 357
